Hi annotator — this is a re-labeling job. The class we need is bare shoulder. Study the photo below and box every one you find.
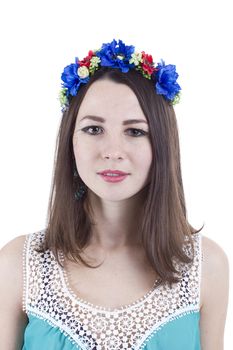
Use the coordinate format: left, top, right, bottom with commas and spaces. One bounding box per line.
0, 234, 29, 349
200, 234, 229, 349
0, 234, 28, 267
201, 234, 229, 303
0, 233, 27, 253
0, 234, 28, 306
201, 234, 229, 282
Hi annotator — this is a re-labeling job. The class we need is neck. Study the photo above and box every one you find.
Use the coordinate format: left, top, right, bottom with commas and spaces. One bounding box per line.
85, 188, 148, 251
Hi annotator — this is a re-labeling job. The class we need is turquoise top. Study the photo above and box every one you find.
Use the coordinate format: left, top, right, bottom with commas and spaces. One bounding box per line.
22, 230, 202, 349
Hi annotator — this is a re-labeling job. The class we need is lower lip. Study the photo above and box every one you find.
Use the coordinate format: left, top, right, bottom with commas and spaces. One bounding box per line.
99, 174, 128, 183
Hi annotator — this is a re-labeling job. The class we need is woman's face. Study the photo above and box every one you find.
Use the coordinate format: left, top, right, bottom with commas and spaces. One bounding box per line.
72, 78, 152, 202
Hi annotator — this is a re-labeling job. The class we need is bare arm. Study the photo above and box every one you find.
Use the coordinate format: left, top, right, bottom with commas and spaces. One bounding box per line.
200, 236, 230, 350
0, 235, 29, 350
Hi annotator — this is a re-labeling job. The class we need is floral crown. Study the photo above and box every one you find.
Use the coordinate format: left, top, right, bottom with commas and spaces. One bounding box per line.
59, 39, 181, 112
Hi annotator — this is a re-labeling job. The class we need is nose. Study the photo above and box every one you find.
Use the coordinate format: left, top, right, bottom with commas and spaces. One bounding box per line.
103, 147, 124, 159
101, 136, 125, 160
104, 153, 123, 160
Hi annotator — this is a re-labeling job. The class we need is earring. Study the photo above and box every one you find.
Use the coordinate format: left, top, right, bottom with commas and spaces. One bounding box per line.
73, 169, 87, 200
75, 183, 87, 200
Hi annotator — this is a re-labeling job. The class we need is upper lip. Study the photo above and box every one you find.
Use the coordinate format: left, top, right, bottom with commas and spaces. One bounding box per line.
98, 169, 130, 175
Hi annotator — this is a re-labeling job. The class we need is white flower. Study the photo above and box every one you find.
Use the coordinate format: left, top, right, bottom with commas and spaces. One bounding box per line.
129, 52, 142, 66
117, 54, 124, 60
77, 66, 89, 79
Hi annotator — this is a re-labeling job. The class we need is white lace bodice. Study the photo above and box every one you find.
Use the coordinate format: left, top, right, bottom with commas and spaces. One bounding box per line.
23, 230, 202, 350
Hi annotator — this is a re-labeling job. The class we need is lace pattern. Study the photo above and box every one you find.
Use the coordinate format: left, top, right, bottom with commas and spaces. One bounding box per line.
23, 230, 202, 350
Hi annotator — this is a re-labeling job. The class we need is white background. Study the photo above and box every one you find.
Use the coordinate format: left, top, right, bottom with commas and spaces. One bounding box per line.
0, 0, 232, 346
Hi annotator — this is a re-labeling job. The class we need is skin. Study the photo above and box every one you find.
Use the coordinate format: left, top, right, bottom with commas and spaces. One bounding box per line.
72, 78, 152, 254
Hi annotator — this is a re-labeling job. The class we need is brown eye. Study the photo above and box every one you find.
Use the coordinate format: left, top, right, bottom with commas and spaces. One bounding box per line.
82, 126, 102, 135
126, 128, 148, 137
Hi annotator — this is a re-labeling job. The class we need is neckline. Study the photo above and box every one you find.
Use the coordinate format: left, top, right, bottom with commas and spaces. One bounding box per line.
58, 250, 163, 314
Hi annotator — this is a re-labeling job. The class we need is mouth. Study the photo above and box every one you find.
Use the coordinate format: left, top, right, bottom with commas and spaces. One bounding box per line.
97, 169, 130, 176
98, 173, 129, 183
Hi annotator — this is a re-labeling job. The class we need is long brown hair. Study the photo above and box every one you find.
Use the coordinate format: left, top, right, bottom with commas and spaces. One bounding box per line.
37, 67, 204, 285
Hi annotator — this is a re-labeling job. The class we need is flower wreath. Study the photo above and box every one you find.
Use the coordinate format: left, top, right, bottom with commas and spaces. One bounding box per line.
59, 39, 181, 112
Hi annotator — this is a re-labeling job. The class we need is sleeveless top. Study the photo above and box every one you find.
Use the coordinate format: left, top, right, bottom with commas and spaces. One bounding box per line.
22, 229, 203, 349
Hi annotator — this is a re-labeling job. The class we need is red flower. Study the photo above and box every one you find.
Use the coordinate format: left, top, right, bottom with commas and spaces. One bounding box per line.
79, 50, 95, 67
141, 51, 157, 75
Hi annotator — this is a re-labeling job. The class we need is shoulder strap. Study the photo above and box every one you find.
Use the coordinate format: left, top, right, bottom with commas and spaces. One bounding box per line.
182, 232, 203, 309
22, 230, 47, 313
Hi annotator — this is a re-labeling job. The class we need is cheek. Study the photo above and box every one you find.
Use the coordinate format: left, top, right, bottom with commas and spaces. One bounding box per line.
135, 143, 152, 166
73, 140, 83, 164
73, 142, 99, 186
73, 140, 95, 168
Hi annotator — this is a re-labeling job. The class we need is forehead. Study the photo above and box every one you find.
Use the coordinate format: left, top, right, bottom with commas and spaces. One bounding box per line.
77, 79, 146, 120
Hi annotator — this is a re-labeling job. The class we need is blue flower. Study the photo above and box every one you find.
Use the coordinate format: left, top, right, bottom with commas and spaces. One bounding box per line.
155, 60, 181, 101
61, 62, 89, 96
96, 39, 135, 73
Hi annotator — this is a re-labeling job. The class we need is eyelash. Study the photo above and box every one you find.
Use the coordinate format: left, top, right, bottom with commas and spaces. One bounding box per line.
81, 126, 149, 137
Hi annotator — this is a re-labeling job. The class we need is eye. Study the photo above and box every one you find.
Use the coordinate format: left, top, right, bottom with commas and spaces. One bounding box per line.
82, 126, 102, 135
127, 129, 148, 137
81, 126, 148, 137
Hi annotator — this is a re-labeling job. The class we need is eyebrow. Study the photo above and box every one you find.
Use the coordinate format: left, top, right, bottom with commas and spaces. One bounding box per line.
79, 115, 148, 125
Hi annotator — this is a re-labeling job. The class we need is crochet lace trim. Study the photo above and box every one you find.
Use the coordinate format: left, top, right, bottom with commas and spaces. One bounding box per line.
22, 230, 202, 349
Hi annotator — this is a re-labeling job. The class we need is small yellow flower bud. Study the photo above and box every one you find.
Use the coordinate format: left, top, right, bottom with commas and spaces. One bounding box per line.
90, 56, 101, 68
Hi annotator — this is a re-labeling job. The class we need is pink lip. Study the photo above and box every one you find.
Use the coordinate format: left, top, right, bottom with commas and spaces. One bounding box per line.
99, 174, 128, 183
98, 169, 129, 175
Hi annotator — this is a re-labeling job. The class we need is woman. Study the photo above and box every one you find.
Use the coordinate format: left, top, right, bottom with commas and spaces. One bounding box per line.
0, 39, 229, 349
